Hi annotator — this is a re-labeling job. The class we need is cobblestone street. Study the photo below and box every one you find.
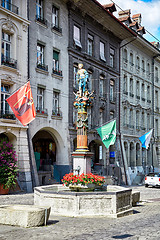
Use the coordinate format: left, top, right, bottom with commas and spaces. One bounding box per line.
0, 186, 160, 240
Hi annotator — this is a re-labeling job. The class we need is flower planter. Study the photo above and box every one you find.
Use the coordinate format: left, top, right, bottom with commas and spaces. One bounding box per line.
0, 184, 9, 195
69, 183, 95, 192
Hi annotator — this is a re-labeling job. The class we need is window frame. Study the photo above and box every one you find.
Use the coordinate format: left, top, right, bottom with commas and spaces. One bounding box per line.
73, 25, 82, 48
37, 87, 44, 111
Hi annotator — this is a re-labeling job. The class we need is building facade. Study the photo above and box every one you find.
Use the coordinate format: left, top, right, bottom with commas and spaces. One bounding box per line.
0, 0, 31, 191
67, 0, 136, 181
28, 0, 70, 185
119, 10, 160, 184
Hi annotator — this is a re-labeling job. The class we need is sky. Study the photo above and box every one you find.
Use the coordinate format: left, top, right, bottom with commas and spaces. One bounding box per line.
97, 0, 160, 43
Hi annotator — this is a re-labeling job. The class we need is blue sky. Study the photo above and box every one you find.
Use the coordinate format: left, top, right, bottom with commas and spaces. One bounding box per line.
97, 0, 160, 43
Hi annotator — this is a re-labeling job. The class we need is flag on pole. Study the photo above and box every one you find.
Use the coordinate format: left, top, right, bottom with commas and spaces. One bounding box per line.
97, 120, 116, 149
139, 129, 153, 149
6, 81, 36, 126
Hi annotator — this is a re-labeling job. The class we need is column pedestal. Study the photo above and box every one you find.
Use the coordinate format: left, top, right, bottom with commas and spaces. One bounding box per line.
72, 151, 93, 175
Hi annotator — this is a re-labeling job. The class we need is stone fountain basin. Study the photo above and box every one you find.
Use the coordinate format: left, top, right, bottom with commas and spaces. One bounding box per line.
0, 205, 51, 227
34, 185, 133, 218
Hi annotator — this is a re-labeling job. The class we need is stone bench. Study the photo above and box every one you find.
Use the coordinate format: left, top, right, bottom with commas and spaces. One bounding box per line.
132, 191, 140, 206
0, 205, 51, 228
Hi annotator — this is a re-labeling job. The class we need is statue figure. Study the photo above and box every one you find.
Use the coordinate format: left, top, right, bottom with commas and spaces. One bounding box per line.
76, 63, 88, 97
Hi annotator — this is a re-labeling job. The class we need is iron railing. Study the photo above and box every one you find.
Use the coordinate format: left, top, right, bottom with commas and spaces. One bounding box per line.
35, 15, 47, 26
1, 55, 17, 69
52, 68, 62, 76
37, 62, 48, 71
51, 24, 62, 33
0, 110, 16, 120
1, 0, 19, 14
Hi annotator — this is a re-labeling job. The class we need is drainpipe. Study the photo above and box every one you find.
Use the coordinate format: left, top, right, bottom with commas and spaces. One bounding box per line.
151, 54, 160, 172
151, 57, 155, 172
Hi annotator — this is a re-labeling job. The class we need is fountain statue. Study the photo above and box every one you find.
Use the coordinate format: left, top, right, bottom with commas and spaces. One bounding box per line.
72, 63, 93, 174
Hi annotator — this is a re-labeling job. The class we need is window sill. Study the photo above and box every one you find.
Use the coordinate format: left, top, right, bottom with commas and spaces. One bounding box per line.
35, 67, 49, 75
0, 64, 19, 74
0, 118, 17, 124
51, 73, 63, 80
35, 20, 48, 28
51, 115, 62, 120
36, 112, 48, 118
51, 27, 62, 36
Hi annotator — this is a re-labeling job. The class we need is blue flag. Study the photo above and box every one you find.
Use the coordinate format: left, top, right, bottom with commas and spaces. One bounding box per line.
139, 129, 153, 149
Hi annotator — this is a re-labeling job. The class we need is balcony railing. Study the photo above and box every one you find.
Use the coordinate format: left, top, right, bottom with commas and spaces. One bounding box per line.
35, 15, 47, 26
147, 99, 151, 103
52, 68, 62, 76
128, 124, 134, 129
52, 109, 62, 117
37, 62, 48, 72
141, 126, 146, 131
123, 90, 128, 95
136, 95, 140, 100
1, 0, 19, 14
141, 97, 145, 101
51, 24, 62, 33
36, 107, 48, 115
0, 110, 16, 120
1, 55, 17, 69
136, 126, 141, 130
130, 93, 134, 97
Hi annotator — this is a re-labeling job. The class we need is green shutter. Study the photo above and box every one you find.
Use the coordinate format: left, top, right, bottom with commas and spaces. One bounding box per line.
53, 51, 59, 60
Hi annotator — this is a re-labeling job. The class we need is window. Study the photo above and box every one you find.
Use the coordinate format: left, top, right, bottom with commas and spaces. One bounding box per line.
147, 86, 150, 101
123, 75, 127, 93
155, 67, 158, 82
73, 25, 82, 48
136, 56, 140, 69
124, 108, 127, 126
99, 110, 103, 126
129, 109, 133, 127
37, 43, 48, 71
53, 91, 60, 115
141, 83, 145, 99
88, 70, 93, 92
147, 63, 150, 75
110, 80, 115, 102
155, 90, 158, 107
87, 34, 93, 56
53, 50, 60, 73
36, 0, 43, 18
142, 112, 145, 128
147, 114, 150, 130
1, 31, 11, 60
123, 49, 127, 62
100, 41, 106, 61
52, 6, 59, 28
1, 84, 10, 115
37, 87, 44, 111
130, 52, 133, 66
136, 81, 140, 97
110, 111, 114, 120
110, 48, 115, 67
37, 43, 44, 65
2, 0, 11, 10
130, 78, 133, 96
99, 75, 104, 97
155, 119, 158, 137
142, 60, 145, 72
73, 63, 78, 89
136, 111, 140, 129
1, 0, 18, 14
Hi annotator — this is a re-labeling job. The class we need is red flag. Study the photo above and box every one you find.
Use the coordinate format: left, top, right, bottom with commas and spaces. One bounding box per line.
6, 81, 36, 126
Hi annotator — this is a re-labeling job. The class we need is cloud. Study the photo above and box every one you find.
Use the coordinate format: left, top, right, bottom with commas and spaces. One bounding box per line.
97, 0, 160, 41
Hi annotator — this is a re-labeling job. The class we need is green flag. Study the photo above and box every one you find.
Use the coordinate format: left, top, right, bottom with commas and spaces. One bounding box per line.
97, 120, 116, 149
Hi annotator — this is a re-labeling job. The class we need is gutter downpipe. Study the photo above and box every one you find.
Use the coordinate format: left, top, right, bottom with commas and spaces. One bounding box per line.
119, 37, 137, 185
152, 54, 160, 172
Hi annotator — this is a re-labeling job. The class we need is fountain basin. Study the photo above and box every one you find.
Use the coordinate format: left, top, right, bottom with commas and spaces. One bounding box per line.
34, 185, 133, 218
